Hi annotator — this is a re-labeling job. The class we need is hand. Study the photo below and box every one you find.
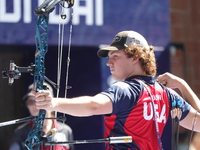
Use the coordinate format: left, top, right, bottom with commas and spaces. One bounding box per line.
35, 90, 55, 111
157, 72, 183, 89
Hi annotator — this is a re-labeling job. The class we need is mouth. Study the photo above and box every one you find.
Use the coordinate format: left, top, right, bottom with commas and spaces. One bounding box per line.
110, 68, 114, 72
110, 70, 114, 74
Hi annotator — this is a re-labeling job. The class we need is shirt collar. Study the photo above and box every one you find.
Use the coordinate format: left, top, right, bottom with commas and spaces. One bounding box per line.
125, 75, 155, 84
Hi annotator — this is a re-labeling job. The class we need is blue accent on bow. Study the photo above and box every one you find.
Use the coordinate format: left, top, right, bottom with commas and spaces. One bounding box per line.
24, 15, 49, 150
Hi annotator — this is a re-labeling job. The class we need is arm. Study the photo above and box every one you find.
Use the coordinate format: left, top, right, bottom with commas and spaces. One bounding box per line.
157, 72, 200, 111
180, 108, 200, 132
35, 91, 113, 116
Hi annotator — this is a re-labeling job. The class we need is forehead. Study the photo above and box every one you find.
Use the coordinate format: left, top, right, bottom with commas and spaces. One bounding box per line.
108, 49, 124, 56
26, 96, 35, 101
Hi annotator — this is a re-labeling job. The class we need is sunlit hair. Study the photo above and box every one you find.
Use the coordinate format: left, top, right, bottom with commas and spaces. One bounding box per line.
124, 45, 157, 77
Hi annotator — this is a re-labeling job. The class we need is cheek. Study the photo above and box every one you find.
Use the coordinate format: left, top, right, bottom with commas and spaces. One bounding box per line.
28, 105, 37, 111
27, 105, 31, 110
121, 60, 133, 73
118, 60, 131, 69
28, 106, 39, 116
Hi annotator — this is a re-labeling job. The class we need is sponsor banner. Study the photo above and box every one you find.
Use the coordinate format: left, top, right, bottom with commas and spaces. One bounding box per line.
0, 0, 169, 47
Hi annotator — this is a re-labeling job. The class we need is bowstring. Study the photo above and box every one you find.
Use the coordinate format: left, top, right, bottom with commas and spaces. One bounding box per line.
55, 1, 74, 149
56, 1, 65, 109
53, 2, 66, 150
64, 5, 73, 99
46, 3, 65, 148
56, 1, 72, 116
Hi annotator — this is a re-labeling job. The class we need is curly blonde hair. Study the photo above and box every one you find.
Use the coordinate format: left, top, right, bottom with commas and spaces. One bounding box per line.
124, 45, 157, 77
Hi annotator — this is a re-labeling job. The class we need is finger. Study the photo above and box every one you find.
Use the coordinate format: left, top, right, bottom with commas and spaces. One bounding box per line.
45, 95, 51, 101
157, 77, 167, 85
157, 74, 163, 79
157, 74, 164, 82
160, 80, 167, 85
30, 90, 36, 95
36, 102, 49, 109
35, 90, 50, 98
35, 97, 49, 106
35, 95, 45, 102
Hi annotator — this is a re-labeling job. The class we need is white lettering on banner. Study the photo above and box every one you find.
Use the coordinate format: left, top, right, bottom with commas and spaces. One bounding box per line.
95, 0, 103, 25
0, 0, 103, 25
73, 0, 103, 26
23, 0, 31, 23
73, 0, 93, 25
143, 102, 166, 123
0, 0, 21, 22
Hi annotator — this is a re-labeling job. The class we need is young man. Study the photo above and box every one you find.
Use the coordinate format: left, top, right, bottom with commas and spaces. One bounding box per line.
9, 83, 74, 150
35, 31, 200, 150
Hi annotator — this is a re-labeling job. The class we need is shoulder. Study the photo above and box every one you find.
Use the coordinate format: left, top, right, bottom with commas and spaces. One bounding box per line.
111, 80, 143, 91
12, 122, 31, 140
102, 80, 143, 101
57, 121, 73, 133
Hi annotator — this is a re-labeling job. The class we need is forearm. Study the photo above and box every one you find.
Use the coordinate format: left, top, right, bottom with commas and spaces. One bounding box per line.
180, 108, 200, 132
53, 96, 99, 116
36, 91, 112, 116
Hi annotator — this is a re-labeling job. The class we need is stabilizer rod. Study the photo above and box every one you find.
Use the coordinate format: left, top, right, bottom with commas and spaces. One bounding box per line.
0, 116, 66, 127
45, 136, 132, 145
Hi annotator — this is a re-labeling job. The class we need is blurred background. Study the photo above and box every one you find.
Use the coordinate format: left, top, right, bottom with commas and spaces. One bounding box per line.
0, 0, 199, 149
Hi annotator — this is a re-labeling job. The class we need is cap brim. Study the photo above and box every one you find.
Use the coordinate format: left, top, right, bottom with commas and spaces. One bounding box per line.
97, 46, 125, 58
23, 92, 35, 101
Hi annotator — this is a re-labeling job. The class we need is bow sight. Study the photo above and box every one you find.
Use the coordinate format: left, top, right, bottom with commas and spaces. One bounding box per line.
2, 60, 35, 85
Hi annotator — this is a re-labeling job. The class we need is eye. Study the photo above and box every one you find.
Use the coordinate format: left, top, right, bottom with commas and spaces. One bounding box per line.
108, 51, 120, 58
108, 55, 117, 59
113, 53, 120, 57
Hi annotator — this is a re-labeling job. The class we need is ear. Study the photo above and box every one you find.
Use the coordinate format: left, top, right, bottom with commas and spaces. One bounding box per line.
132, 57, 139, 64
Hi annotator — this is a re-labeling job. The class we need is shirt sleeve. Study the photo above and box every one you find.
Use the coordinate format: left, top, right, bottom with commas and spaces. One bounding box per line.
101, 81, 142, 115
9, 130, 26, 150
167, 88, 191, 121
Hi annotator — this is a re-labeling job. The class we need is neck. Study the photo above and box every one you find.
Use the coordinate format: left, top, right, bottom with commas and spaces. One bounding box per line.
126, 71, 147, 80
43, 119, 53, 133
126, 62, 147, 79
43, 111, 54, 133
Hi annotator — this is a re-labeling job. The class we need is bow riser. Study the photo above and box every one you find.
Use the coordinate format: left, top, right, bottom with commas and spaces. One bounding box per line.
25, 15, 49, 150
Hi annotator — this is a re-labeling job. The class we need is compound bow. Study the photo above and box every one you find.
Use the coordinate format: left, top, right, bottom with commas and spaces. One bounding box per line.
2, 0, 74, 149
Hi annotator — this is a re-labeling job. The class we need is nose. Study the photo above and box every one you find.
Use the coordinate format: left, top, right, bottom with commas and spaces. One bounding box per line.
106, 58, 112, 67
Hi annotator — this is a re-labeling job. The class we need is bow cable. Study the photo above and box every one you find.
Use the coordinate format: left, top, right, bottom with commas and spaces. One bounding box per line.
187, 110, 198, 150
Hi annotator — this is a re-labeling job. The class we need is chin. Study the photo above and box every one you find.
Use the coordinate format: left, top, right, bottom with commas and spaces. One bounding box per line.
112, 74, 125, 81
112, 77, 118, 81
113, 77, 123, 81
33, 112, 40, 116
